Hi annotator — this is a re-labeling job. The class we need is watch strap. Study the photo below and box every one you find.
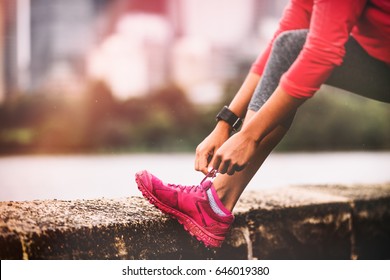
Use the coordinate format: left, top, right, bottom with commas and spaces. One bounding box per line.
216, 106, 242, 131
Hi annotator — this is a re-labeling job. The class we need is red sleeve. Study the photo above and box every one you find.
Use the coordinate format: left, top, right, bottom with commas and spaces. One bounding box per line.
280, 0, 367, 98
250, 0, 312, 76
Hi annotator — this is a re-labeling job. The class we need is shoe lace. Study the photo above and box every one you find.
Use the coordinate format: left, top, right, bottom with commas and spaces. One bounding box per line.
168, 169, 218, 193
200, 168, 217, 184
168, 183, 202, 193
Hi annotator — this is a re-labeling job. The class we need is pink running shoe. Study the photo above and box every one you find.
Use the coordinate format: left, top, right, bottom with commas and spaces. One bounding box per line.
135, 170, 234, 247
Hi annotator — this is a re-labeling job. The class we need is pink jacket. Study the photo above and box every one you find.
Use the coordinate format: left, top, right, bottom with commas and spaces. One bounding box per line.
251, 0, 390, 98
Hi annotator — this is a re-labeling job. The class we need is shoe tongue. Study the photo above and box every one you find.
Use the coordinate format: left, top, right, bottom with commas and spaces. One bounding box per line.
200, 179, 212, 190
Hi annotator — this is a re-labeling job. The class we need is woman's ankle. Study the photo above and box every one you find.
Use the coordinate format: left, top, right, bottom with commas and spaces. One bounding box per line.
213, 178, 241, 212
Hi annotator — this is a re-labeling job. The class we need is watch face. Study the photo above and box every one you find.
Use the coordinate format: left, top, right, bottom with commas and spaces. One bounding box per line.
232, 118, 242, 130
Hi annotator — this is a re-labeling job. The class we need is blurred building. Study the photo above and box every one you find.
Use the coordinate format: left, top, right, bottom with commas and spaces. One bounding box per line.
87, 2, 175, 99
1, 0, 100, 97
29, 0, 97, 93
1, 0, 287, 103
1, 0, 18, 100
0, 5, 3, 102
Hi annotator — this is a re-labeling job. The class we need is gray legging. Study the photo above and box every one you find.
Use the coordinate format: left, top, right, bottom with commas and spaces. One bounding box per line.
248, 29, 390, 112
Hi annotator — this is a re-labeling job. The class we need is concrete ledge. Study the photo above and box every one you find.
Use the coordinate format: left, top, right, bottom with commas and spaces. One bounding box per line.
1, 184, 390, 259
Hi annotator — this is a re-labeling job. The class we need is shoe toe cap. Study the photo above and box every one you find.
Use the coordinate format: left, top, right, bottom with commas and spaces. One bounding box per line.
136, 170, 164, 192
135, 170, 152, 188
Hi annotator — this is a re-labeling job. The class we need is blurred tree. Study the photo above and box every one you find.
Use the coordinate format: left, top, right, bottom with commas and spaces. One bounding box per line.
0, 82, 388, 155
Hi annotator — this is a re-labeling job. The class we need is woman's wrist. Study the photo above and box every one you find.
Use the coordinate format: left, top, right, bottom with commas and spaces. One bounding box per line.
215, 119, 233, 133
239, 124, 261, 145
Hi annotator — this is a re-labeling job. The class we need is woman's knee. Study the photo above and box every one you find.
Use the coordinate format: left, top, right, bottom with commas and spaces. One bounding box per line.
272, 29, 308, 60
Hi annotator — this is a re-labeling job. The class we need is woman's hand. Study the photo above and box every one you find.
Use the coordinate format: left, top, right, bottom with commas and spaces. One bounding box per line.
195, 122, 231, 175
210, 87, 305, 176
211, 130, 257, 175
195, 73, 261, 175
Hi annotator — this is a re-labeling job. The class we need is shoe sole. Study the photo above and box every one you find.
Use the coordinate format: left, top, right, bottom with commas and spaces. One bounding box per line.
135, 173, 224, 248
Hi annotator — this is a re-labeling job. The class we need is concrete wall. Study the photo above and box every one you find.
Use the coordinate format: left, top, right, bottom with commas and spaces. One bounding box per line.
1, 184, 390, 260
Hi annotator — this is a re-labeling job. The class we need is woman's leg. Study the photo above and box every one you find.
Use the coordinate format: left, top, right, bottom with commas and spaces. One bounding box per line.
213, 29, 390, 211
326, 37, 390, 103
214, 111, 295, 211
213, 30, 309, 211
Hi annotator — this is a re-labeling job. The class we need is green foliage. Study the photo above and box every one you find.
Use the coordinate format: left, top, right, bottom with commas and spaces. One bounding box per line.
0, 82, 207, 154
278, 87, 390, 151
0, 81, 389, 155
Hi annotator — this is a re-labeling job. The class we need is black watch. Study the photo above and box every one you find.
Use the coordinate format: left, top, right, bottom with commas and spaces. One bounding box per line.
216, 106, 242, 131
